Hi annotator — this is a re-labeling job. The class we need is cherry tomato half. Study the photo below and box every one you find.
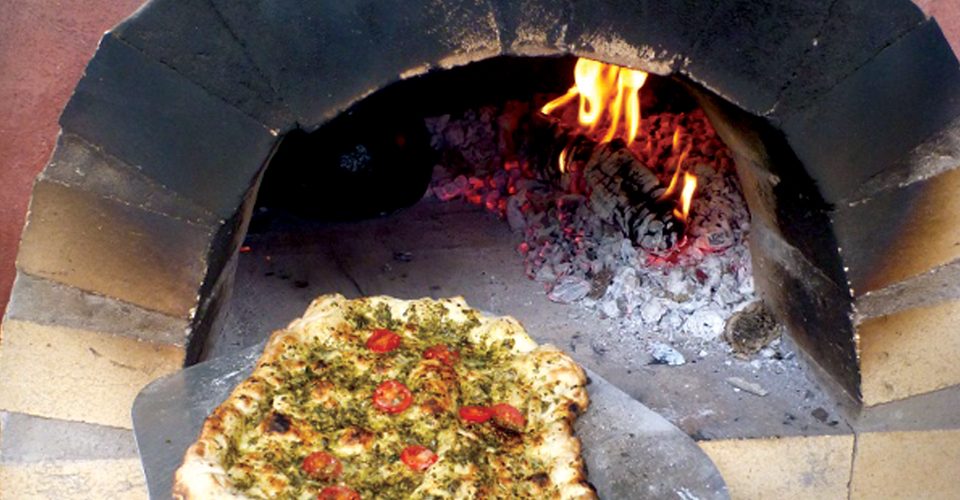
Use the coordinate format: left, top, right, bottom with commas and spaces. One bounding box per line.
317, 485, 360, 500
372, 380, 413, 414
400, 445, 439, 472
491, 403, 526, 431
423, 344, 460, 366
366, 329, 401, 353
302, 451, 342, 480
458, 405, 493, 424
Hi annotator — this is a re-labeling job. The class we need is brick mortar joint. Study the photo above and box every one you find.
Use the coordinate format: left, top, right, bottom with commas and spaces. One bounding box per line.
200, 0, 298, 134
1, 316, 189, 352
40, 133, 222, 228
841, 126, 960, 208
853, 260, 960, 323
6, 265, 201, 337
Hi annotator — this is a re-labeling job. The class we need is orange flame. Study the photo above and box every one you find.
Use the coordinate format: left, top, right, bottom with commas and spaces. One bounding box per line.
541, 58, 648, 145
674, 173, 698, 221
541, 87, 577, 116
558, 142, 573, 173
661, 129, 688, 200
619, 68, 648, 145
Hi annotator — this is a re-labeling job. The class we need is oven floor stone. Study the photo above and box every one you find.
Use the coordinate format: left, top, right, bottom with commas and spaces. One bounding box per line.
213, 198, 850, 441
205, 198, 960, 497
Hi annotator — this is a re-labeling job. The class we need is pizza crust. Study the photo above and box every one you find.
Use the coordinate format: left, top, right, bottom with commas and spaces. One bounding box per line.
174, 294, 596, 499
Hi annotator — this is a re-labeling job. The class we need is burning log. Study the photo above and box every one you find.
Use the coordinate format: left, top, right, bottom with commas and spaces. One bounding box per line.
581, 139, 685, 254
527, 113, 685, 254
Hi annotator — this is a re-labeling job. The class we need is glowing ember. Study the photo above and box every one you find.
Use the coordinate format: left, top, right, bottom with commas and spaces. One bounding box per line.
423, 77, 751, 342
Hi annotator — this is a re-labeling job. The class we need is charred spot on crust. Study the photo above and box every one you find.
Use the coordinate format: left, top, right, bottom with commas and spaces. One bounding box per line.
568, 402, 581, 415
206, 420, 223, 432
528, 472, 551, 487
491, 425, 523, 445
267, 412, 291, 433
445, 479, 463, 494
311, 379, 335, 397
340, 426, 375, 447
421, 398, 445, 415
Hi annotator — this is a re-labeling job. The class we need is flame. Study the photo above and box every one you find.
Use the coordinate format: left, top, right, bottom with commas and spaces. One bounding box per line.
574, 59, 614, 129
541, 87, 578, 116
558, 142, 572, 173
542, 58, 698, 229
541, 58, 648, 145
661, 128, 687, 197
619, 68, 648, 145
674, 173, 698, 221
661, 131, 697, 223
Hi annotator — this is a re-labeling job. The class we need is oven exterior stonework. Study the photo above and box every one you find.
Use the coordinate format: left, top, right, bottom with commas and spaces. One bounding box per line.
2, 0, 960, 497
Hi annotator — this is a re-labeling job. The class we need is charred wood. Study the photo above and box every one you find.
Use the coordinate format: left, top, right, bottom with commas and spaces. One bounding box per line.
582, 140, 684, 254
526, 115, 685, 254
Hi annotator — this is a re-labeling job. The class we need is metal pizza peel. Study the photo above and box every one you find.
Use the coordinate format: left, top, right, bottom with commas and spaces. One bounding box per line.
132, 341, 728, 499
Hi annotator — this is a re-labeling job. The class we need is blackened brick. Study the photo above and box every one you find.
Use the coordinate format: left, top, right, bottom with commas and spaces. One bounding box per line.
207, 0, 501, 128
777, 0, 925, 112
778, 20, 960, 204
112, 0, 296, 132
750, 221, 859, 399
684, 0, 832, 115
60, 34, 277, 221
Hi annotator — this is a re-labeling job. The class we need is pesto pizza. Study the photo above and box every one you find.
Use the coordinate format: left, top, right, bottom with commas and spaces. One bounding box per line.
173, 294, 596, 499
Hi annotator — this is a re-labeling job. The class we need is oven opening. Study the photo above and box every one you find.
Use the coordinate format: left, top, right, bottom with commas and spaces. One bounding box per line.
211, 55, 842, 440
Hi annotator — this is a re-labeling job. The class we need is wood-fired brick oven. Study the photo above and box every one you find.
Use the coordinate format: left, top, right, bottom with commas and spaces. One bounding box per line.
4, 0, 960, 440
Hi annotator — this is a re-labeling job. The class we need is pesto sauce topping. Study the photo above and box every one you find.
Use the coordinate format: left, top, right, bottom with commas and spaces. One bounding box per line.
225, 300, 552, 499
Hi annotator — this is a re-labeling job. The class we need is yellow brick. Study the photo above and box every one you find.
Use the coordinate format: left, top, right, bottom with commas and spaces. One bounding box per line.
0, 459, 147, 499
698, 435, 854, 500
851, 430, 960, 499
860, 168, 960, 292
859, 300, 960, 406
16, 180, 209, 318
0, 319, 183, 429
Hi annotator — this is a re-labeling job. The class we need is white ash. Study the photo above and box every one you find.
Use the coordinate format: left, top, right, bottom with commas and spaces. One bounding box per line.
547, 276, 592, 303
650, 342, 686, 366
726, 376, 769, 397
424, 101, 758, 354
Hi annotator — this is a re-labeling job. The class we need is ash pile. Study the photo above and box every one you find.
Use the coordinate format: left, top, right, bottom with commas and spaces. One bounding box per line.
423, 100, 758, 352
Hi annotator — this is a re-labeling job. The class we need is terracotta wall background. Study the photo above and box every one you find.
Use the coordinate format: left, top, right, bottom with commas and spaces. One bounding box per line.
0, 0, 958, 318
